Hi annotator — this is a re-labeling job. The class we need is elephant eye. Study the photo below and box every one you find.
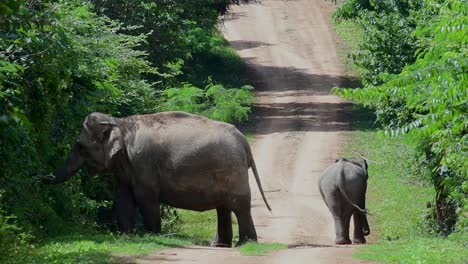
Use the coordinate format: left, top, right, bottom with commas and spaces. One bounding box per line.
102, 129, 111, 141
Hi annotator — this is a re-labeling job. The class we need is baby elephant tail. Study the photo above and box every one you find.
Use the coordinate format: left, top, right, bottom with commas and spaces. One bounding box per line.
337, 172, 369, 215
363, 215, 370, 236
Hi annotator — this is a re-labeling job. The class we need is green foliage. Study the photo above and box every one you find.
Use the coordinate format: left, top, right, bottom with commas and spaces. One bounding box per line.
334, 0, 423, 85
354, 236, 468, 264
0, 208, 31, 261
348, 132, 433, 239
334, 0, 421, 21
0, 0, 157, 241
176, 210, 232, 246
1, 0, 253, 261
346, 131, 467, 264
91, 0, 249, 89
335, 0, 467, 234
334, 19, 364, 75
238, 242, 287, 256
162, 82, 254, 123
8, 232, 188, 264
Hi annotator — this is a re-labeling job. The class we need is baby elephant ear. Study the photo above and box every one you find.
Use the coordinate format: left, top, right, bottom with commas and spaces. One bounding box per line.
100, 122, 123, 167
360, 159, 368, 173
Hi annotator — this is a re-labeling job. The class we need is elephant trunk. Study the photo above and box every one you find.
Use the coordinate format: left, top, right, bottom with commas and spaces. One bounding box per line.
362, 215, 370, 236
45, 142, 84, 184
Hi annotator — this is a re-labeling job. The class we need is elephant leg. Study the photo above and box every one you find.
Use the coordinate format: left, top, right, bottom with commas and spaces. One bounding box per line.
352, 212, 366, 244
330, 204, 353, 245
133, 186, 161, 233
332, 215, 352, 244
352, 194, 368, 244
233, 208, 257, 246
210, 208, 233, 247
116, 184, 136, 233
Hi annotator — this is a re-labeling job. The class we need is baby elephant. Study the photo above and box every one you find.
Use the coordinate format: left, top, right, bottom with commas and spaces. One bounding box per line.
318, 158, 370, 244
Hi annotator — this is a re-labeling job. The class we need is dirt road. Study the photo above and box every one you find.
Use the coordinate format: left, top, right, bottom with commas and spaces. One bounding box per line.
127, 0, 368, 263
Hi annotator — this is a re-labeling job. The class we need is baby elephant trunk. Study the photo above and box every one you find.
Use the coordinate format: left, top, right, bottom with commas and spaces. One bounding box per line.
362, 214, 370, 236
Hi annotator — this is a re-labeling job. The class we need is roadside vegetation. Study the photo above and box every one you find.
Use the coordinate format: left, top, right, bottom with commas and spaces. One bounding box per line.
239, 242, 287, 256
344, 111, 467, 263
0, 0, 253, 262
333, 0, 467, 263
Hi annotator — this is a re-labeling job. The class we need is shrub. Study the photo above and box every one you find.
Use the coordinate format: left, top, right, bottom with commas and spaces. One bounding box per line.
334, 0, 423, 85
162, 82, 254, 123
0, 0, 156, 238
335, 0, 467, 233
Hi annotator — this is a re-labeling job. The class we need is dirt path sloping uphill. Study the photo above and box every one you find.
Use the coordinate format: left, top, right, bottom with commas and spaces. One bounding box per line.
126, 0, 371, 263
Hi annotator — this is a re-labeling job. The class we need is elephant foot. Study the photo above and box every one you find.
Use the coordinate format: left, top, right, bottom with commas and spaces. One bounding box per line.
210, 234, 232, 248
335, 238, 352, 245
352, 237, 366, 244
210, 240, 232, 248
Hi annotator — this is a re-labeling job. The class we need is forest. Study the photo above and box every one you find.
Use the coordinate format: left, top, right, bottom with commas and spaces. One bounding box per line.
0, 0, 466, 263
334, 0, 466, 236
332, 0, 466, 261
1, 0, 253, 261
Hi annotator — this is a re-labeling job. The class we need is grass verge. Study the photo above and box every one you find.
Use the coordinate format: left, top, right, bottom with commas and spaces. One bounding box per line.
238, 242, 287, 256
334, 7, 468, 262
176, 209, 239, 246
7, 232, 189, 264
8, 209, 245, 264
333, 19, 362, 76
344, 110, 468, 263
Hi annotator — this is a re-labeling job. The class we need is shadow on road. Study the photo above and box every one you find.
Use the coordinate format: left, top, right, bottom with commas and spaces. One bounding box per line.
288, 243, 334, 249
243, 57, 359, 94
232, 57, 365, 135
229, 40, 273, 51
252, 101, 354, 134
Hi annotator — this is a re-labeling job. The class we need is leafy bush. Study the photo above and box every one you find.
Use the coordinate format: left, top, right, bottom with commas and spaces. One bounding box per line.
162, 82, 254, 123
1, 2, 253, 257
0, 0, 157, 238
0, 208, 31, 261
335, 0, 467, 233
91, 0, 249, 88
334, 0, 423, 85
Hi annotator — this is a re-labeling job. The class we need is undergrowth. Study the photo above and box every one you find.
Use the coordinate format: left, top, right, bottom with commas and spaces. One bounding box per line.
6, 232, 189, 264
344, 109, 467, 264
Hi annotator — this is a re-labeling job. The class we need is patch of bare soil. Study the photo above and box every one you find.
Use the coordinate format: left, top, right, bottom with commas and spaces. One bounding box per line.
125, 0, 372, 263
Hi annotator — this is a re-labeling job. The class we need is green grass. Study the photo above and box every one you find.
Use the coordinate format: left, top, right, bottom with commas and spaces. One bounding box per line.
354, 235, 468, 264
344, 125, 468, 263
334, 9, 468, 263
176, 209, 239, 246
7, 209, 244, 263
238, 242, 287, 256
333, 19, 363, 76
244, 132, 255, 143
346, 131, 433, 239
8, 233, 189, 264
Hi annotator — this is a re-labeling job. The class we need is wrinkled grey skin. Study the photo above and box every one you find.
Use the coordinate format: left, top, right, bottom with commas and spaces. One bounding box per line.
44, 111, 271, 247
318, 158, 370, 244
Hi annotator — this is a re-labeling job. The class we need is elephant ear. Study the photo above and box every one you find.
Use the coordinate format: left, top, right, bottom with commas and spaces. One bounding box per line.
100, 122, 123, 167
359, 159, 368, 175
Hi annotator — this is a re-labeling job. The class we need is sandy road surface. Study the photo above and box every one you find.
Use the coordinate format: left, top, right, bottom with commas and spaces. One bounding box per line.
123, 0, 370, 263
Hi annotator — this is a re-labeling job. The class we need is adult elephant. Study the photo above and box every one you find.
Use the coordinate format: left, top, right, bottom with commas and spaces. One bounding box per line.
318, 158, 370, 244
43, 111, 271, 247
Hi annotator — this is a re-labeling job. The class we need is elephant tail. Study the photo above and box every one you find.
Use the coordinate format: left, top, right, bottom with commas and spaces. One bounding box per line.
363, 215, 370, 236
337, 172, 369, 215
249, 157, 272, 212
